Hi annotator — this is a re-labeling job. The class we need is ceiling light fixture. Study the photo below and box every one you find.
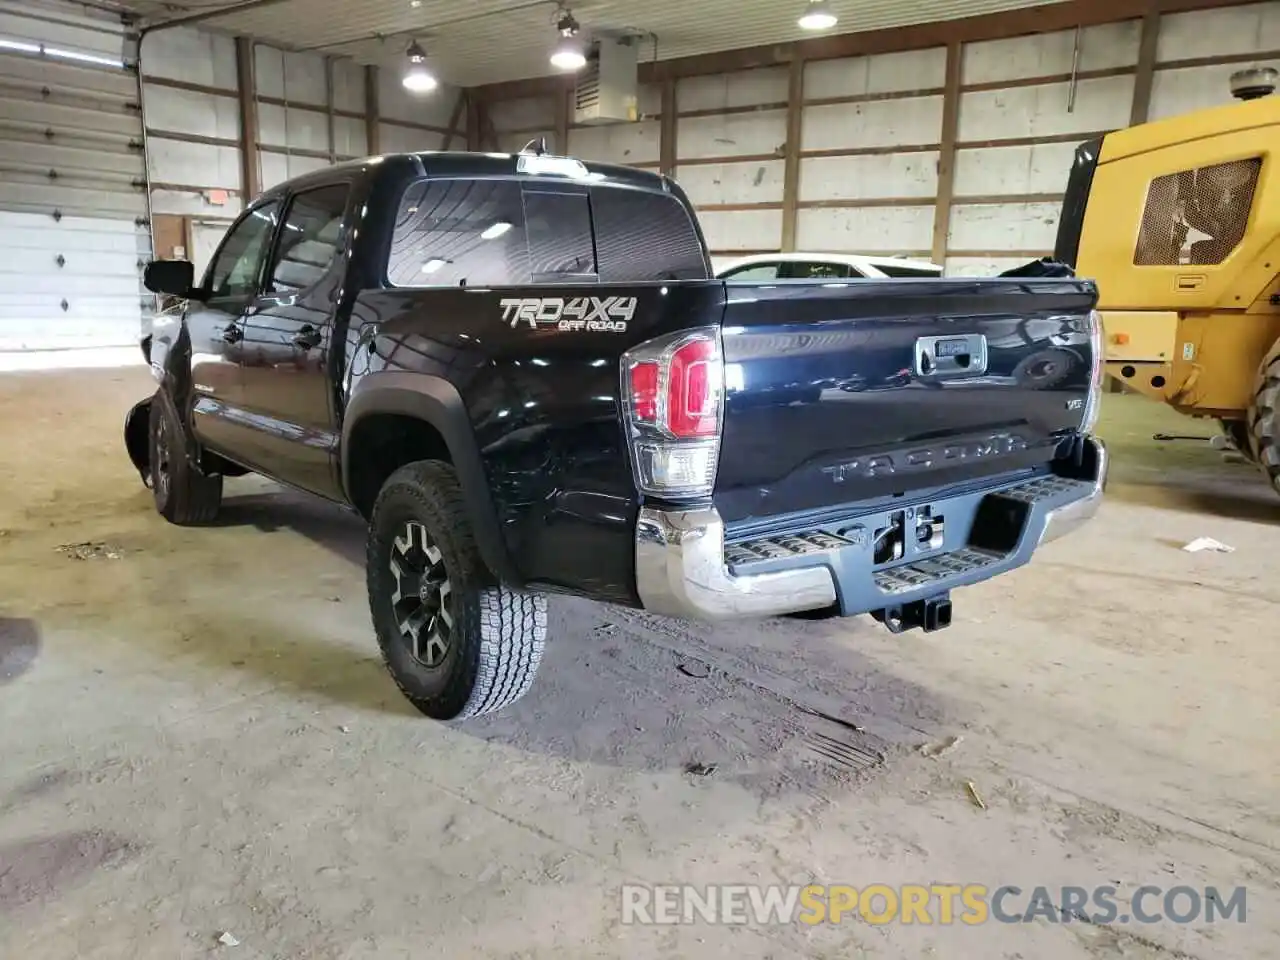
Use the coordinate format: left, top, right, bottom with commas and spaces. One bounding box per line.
798, 0, 838, 31
402, 40, 438, 93
550, 8, 587, 71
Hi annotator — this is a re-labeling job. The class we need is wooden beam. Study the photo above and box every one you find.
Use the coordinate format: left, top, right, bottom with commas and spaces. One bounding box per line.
659, 80, 677, 177
234, 36, 260, 200
780, 57, 804, 252
482, 102, 500, 151
365, 65, 380, 155
443, 90, 467, 151
465, 92, 481, 151
1130, 3, 1161, 125
931, 41, 962, 266
324, 56, 336, 164
554, 86, 569, 154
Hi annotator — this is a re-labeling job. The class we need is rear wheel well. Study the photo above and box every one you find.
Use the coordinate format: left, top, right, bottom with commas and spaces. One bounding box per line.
346, 414, 453, 518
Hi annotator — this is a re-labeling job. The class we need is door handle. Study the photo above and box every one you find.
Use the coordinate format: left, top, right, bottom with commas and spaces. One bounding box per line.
292, 325, 322, 349
222, 324, 243, 344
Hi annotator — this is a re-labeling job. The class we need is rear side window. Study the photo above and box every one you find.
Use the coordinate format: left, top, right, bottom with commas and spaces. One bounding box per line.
524, 190, 596, 281
591, 187, 708, 282
388, 179, 529, 286
269, 183, 350, 293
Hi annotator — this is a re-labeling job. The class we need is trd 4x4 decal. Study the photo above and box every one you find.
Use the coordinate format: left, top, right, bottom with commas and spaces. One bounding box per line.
499, 296, 637, 333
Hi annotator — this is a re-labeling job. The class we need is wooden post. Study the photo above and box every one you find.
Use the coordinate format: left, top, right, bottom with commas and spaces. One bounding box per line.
324, 56, 336, 164
554, 85, 569, 154
781, 56, 805, 252
931, 40, 962, 266
365, 65, 380, 155
443, 90, 467, 150
465, 92, 481, 150
659, 79, 677, 177
1130, 5, 1161, 125
235, 36, 260, 199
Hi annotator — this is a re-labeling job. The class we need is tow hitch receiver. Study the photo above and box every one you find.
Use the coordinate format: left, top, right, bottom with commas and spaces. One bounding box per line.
873, 593, 953, 634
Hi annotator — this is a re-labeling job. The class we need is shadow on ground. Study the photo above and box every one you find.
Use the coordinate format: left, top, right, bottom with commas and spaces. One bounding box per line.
176, 487, 950, 780
216, 488, 366, 566
0, 618, 40, 684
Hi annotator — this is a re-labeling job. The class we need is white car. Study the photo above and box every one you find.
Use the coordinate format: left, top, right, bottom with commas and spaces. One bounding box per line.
716, 252, 944, 281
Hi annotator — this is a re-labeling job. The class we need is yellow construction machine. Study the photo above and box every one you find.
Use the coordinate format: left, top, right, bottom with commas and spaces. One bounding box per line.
1053, 66, 1280, 494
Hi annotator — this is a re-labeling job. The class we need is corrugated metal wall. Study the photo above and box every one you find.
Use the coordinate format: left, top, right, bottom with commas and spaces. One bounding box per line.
0, 0, 149, 350
484, 1, 1277, 276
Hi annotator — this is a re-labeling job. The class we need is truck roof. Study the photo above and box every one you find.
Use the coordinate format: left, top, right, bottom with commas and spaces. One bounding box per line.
258, 150, 673, 201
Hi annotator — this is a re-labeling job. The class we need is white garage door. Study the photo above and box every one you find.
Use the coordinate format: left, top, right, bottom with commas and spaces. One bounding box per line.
0, 0, 151, 351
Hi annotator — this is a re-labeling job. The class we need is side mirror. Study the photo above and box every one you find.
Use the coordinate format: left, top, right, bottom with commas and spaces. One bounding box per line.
143, 259, 196, 297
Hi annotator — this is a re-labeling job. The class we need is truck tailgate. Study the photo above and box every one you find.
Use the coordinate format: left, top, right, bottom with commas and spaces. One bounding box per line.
716, 278, 1098, 522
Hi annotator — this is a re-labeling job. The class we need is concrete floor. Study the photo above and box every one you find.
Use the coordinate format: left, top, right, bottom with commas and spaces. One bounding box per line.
1, 366, 1277, 960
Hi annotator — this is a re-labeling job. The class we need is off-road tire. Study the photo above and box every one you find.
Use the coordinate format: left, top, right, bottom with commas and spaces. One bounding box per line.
148, 390, 223, 525
367, 460, 547, 720
1247, 344, 1280, 495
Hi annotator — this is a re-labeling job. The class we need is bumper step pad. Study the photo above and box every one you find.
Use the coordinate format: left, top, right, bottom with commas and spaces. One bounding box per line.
723, 474, 1097, 594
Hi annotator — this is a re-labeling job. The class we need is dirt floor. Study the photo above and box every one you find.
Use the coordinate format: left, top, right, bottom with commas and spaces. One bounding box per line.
0, 365, 1277, 960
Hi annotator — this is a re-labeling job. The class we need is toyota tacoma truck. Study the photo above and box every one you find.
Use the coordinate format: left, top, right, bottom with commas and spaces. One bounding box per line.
127, 149, 1107, 721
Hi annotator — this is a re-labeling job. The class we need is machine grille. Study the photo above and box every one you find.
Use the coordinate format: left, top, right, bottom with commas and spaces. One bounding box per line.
1134, 158, 1261, 266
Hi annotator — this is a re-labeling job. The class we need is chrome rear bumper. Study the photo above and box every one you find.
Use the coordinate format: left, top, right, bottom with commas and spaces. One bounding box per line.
635, 436, 1108, 622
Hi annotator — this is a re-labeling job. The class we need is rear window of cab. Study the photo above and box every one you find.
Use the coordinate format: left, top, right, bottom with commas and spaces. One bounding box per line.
386, 178, 709, 287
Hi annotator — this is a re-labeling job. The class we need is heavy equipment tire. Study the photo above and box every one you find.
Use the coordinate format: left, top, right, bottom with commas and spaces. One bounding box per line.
366, 460, 547, 720
1247, 343, 1280, 494
148, 390, 223, 525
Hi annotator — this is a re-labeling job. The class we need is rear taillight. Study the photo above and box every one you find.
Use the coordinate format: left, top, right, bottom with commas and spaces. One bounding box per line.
621, 327, 725, 499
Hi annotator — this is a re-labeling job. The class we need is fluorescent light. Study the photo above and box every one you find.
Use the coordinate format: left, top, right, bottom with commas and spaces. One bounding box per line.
798, 0, 838, 30
480, 222, 512, 240
44, 46, 124, 67
0, 38, 40, 54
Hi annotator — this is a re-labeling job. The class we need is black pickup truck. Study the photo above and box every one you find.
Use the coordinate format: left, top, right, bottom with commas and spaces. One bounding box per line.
127, 149, 1107, 721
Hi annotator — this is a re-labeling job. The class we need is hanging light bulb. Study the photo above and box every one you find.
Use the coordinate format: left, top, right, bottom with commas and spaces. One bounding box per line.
550, 9, 587, 71
798, 0, 838, 31
402, 40, 438, 93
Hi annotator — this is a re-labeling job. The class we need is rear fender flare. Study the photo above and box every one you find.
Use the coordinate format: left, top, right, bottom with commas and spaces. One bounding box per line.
342, 373, 521, 585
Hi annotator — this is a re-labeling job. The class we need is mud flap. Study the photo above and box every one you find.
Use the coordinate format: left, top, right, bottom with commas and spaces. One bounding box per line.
124, 397, 152, 488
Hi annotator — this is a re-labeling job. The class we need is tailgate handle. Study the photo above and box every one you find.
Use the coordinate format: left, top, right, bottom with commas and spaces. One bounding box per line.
915, 334, 988, 379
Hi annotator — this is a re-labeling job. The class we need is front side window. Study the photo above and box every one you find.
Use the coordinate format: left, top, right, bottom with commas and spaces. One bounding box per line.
207, 202, 280, 303
269, 183, 351, 293
388, 179, 529, 287
590, 187, 709, 282
1134, 158, 1261, 266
